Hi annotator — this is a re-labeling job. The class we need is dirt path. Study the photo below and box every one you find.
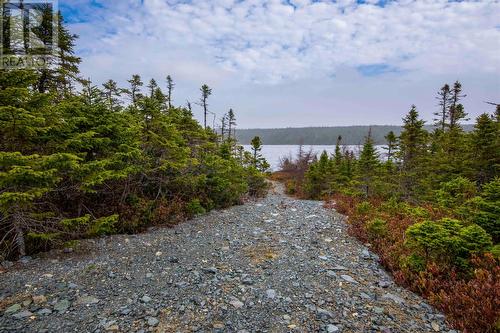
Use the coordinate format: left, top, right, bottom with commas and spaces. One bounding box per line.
0, 183, 454, 333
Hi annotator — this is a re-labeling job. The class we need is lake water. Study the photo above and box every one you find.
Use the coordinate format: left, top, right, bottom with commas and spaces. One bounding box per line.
243, 145, 386, 171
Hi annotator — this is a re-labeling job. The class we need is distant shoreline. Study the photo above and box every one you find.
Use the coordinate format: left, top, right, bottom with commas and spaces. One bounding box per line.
236, 124, 474, 145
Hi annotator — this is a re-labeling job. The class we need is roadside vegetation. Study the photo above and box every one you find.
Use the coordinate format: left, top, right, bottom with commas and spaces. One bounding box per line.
0, 14, 269, 261
273, 83, 500, 332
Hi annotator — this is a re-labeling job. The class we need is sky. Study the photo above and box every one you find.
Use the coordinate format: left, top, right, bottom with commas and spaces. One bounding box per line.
60, 0, 500, 128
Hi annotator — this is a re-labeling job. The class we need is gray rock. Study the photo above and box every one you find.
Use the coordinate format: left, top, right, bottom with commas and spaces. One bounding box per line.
265, 289, 277, 299
340, 274, 358, 283
230, 299, 244, 309
378, 280, 391, 288
141, 295, 152, 303
4, 303, 22, 314
1, 260, 13, 269
147, 317, 159, 326
13, 310, 33, 319
326, 324, 339, 333
75, 296, 99, 305
316, 307, 334, 319
19, 256, 32, 264
37, 308, 52, 316
203, 267, 218, 274
382, 293, 405, 305
53, 299, 71, 312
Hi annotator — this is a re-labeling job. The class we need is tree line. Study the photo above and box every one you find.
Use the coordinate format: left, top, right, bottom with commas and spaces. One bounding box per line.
0, 12, 269, 260
278, 82, 499, 332
236, 124, 474, 146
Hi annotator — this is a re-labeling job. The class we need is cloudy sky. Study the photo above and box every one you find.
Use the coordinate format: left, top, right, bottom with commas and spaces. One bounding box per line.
61, 0, 500, 128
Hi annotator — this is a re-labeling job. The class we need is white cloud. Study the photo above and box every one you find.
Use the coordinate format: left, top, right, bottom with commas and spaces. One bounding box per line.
65, 0, 500, 127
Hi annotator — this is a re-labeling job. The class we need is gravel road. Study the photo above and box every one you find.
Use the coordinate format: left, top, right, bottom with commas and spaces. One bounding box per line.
0, 183, 455, 333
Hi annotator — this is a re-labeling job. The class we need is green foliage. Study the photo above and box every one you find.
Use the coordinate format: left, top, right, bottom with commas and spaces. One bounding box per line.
367, 218, 387, 238
88, 214, 119, 237
461, 178, 500, 243
406, 218, 492, 268
0, 15, 268, 259
401, 254, 426, 272
356, 201, 373, 216
185, 199, 206, 216
436, 176, 476, 209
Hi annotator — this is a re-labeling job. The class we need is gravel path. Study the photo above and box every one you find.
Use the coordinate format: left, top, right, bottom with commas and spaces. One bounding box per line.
0, 183, 455, 333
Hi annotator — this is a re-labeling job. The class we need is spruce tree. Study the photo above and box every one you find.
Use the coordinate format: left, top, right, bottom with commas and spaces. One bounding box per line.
166, 75, 174, 109
448, 81, 468, 129
127, 74, 143, 104
434, 84, 451, 132
470, 113, 499, 185
397, 105, 429, 200
148, 79, 158, 98
384, 131, 397, 161
102, 79, 122, 111
357, 129, 380, 197
200, 84, 212, 129
228, 109, 236, 140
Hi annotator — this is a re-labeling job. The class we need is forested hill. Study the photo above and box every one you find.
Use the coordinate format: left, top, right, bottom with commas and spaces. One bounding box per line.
236, 125, 474, 145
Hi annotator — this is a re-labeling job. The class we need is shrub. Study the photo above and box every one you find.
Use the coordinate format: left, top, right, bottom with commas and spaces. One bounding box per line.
88, 214, 118, 236
406, 218, 492, 268
367, 218, 388, 239
185, 199, 206, 217
462, 178, 500, 243
356, 201, 373, 216
435, 177, 477, 209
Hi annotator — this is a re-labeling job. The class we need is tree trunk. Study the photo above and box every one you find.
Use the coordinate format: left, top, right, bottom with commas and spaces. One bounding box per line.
13, 212, 26, 258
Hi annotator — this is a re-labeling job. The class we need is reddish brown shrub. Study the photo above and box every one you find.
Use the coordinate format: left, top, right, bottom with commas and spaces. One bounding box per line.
330, 194, 500, 333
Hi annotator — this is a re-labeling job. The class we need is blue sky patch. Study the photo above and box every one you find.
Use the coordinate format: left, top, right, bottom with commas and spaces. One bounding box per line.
357, 64, 398, 77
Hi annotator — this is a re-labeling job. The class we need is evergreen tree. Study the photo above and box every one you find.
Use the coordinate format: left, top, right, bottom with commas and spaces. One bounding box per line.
448, 81, 468, 129
384, 131, 397, 161
220, 113, 228, 140
357, 129, 380, 197
334, 135, 342, 166
102, 79, 122, 111
434, 84, 451, 132
166, 75, 174, 109
251, 136, 262, 165
228, 108, 236, 140
127, 74, 143, 105
148, 79, 158, 98
200, 84, 212, 129
397, 105, 428, 200
470, 113, 500, 185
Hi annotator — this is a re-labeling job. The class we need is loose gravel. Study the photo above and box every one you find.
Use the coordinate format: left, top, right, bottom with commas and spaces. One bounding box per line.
0, 183, 456, 333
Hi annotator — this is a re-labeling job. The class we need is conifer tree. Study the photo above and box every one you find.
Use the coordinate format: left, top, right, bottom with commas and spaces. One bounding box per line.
166, 75, 174, 109
200, 84, 212, 129
334, 136, 342, 166
220, 113, 228, 140
470, 113, 500, 185
251, 136, 262, 165
384, 131, 397, 161
127, 74, 143, 104
448, 81, 468, 129
80, 78, 102, 106
397, 105, 428, 200
434, 84, 451, 132
357, 129, 380, 197
148, 79, 158, 98
102, 79, 122, 111
228, 108, 236, 139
